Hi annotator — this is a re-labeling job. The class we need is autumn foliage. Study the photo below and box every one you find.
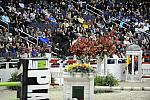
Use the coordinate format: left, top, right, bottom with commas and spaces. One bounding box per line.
69, 35, 117, 59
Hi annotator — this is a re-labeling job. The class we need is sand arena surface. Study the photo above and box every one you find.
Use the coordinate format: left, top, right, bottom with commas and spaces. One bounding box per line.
0, 80, 150, 100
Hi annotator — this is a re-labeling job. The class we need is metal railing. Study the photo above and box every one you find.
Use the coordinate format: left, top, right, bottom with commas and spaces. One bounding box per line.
107, 58, 127, 64
86, 4, 106, 22
71, 0, 77, 4
20, 36, 36, 44
18, 29, 38, 44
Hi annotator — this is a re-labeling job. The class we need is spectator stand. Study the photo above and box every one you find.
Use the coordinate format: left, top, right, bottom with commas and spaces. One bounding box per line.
0, 0, 149, 85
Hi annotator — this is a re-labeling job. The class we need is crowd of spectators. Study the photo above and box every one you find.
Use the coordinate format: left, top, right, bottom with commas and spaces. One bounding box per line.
0, 0, 149, 59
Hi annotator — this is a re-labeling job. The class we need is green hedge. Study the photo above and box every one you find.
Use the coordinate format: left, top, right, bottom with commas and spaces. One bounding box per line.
7, 72, 19, 90
94, 74, 119, 86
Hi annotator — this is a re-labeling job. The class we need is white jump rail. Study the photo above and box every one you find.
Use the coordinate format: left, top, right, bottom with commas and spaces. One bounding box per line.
95, 86, 150, 91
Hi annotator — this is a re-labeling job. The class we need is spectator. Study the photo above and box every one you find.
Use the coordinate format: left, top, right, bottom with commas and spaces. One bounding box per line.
31, 48, 38, 57
1, 12, 10, 23
0, 0, 149, 59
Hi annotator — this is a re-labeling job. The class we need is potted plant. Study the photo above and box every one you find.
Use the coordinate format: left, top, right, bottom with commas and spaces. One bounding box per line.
64, 63, 95, 77
69, 36, 117, 74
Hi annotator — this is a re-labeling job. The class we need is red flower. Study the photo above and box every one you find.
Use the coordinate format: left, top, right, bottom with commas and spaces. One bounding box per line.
66, 60, 77, 64
69, 35, 117, 58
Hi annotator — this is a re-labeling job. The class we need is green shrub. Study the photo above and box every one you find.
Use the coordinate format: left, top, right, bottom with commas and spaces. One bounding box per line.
94, 76, 105, 86
94, 74, 118, 86
7, 72, 19, 90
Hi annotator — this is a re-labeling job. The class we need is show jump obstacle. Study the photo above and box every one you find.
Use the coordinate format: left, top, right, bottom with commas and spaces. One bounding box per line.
1, 56, 150, 100
19, 58, 50, 100
0, 82, 21, 86
0, 58, 50, 100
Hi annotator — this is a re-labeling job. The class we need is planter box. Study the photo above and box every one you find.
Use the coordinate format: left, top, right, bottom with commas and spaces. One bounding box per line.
63, 72, 94, 79
63, 72, 94, 100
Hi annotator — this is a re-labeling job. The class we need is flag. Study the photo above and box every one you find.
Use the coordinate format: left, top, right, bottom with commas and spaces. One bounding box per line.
38, 36, 49, 43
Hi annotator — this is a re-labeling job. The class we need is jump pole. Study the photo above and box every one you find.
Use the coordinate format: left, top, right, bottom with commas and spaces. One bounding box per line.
1, 82, 150, 91
95, 86, 150, 92
0, 82, 21, 87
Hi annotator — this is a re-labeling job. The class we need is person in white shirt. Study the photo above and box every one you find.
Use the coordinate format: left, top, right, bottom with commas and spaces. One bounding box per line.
124, 37, 131, 45
1, 12, 10, 23
30, 11, 36, 21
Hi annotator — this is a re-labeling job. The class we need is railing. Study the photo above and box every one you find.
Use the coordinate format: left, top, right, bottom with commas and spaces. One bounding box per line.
107, 58, 126, 64
51, 72, 63, 78
71, 0, 78, 5
20, 36, 36, 44
0, 56, 149, 70
86, 4, 106, 22
142, 56, 150, 64
86, 4, 103, 16
0, 62, 18, 68
0, 56, 150, 85
71, 0, 103, 16
0, 52, 18, 59
142, 56, 150, 77
142, 69, 150, 76
18, 29, 38, 44
0, 62, 18, 84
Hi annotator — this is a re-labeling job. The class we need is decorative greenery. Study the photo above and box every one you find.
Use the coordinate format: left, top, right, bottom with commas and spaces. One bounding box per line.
7, 72, 19, 90
64, 63, 95, 73
94, 74, 118, 86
